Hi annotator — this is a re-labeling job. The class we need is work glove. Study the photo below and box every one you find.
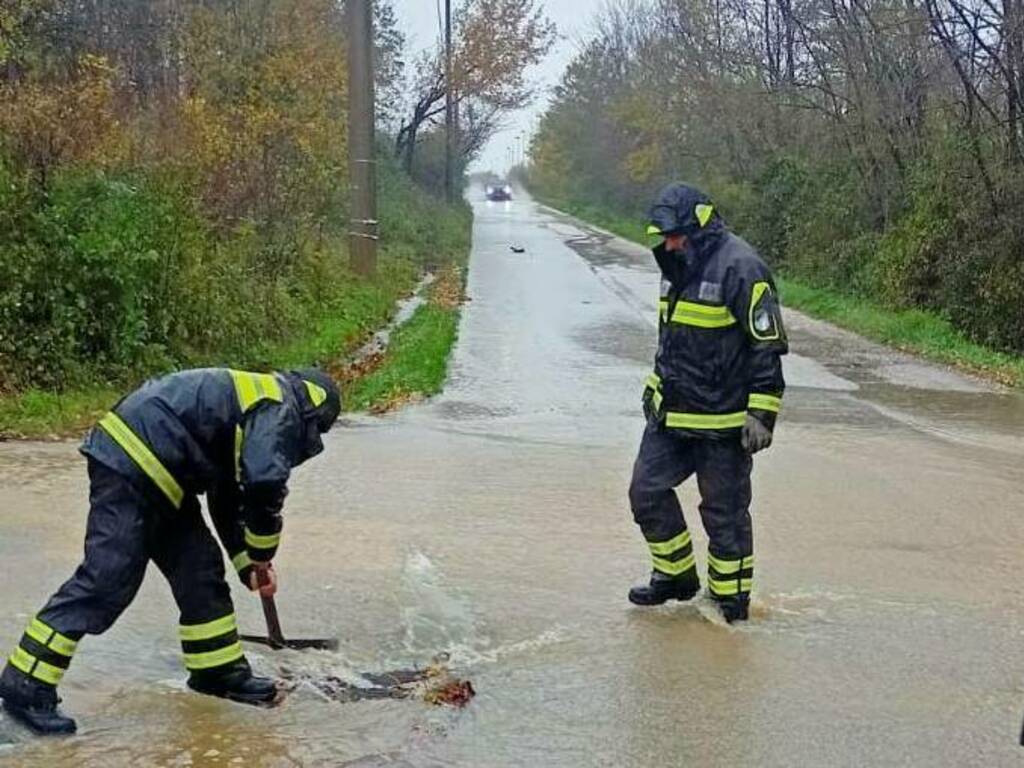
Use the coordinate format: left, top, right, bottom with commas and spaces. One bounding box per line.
741, 412, 773, 454
247, 562, 278, 598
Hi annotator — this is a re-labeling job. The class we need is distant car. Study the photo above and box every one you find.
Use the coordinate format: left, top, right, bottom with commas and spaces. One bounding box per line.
486, 182, 513, 201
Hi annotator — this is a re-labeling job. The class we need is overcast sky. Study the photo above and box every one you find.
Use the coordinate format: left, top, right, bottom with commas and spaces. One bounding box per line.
394, 0, 595, 174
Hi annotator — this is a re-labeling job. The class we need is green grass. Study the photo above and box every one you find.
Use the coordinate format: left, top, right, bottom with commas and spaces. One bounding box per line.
0, 387, 120, 439
0, 211, 471, 439
344, 301, 460, 412
777, 277, 1024, 387
258, 258, 420, 370
0, 259, 458, 439
538, 197, 648, 246
535, 192, 1024, 388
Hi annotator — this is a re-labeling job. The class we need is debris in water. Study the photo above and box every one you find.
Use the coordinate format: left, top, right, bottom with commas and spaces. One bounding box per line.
367, 390, 425, 415
423, 679, 475, 707
279, 655, 474, 708
510, 245, 525, 253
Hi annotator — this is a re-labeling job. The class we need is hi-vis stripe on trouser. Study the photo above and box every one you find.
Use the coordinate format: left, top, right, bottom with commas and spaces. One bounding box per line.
707, 552, 754, 598
647, 529, 697, 576
7, 616, 79, 687
179, 614, 244, 671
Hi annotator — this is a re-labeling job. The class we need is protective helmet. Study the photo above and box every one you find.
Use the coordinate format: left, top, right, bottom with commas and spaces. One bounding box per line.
646, 183, 718, 238
286, 368, 341, 461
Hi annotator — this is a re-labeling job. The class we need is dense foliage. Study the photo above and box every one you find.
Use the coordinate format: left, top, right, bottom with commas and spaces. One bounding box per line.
0, 0, 467, 392
527, 0, 1024, 354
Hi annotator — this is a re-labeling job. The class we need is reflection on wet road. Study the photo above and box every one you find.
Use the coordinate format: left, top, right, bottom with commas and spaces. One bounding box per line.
1, 188, 1022, 766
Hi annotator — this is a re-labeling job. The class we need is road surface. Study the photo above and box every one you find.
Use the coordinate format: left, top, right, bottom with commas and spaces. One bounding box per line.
1, 187, 1022, 766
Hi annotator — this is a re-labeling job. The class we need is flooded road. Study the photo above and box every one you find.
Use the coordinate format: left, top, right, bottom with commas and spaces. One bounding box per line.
2, 187, 1023, 766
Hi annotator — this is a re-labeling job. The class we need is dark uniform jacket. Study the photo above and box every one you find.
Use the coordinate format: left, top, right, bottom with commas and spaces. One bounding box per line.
644, 186, 788, 438
80, 367, 340, 576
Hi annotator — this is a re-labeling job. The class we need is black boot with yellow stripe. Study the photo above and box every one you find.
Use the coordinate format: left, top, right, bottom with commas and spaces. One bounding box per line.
628, 569, 701, 606
629, 528, 702, 606
187, 659, 277, 706
179, 613, 277, 706
707, 551, 754, 623
0, 617, 79, 734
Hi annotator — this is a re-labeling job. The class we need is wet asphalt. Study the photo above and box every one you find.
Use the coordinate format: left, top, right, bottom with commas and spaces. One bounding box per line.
0, 187, 1022, 767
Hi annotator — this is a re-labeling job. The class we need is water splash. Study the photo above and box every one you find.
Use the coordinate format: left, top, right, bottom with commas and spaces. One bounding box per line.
400, 550, 485, 657
398, 549, 568, 667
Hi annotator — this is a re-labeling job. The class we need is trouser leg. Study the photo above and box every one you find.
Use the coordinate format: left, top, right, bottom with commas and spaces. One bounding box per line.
2, 460, 150, 699
695, 439, 754, 612
149, 496, 243, 680
628, 423, 698, 577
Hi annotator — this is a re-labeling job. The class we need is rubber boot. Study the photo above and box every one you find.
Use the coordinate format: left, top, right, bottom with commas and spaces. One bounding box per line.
187, 660, 278, 706
0, 665, 76, 735
716, 596, 750, 624
628, 569, 701, 606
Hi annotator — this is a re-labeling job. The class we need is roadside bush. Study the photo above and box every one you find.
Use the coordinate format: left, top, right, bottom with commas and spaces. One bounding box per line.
0, 166, 208, 390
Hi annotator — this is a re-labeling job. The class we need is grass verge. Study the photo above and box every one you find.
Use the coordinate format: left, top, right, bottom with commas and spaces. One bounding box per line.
534, 192, 1024, 388
342, 264, 464, 413
0, 211, 471, 440
778, 277, 1024, 387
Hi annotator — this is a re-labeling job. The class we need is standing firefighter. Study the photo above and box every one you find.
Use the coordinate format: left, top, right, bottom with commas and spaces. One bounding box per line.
628, 183, 787, 622
0, 367, 341, 734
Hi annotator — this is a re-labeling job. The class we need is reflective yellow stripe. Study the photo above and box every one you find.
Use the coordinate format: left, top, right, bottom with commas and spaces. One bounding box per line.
652, 552, 697, 576
665, 411, 746, 430
179, 614, 237, 642
233, 371, 258, 411
670, 302, 736, 328
234, 425, 244, 482
748, 393, 782, 413
672, 314, 737, 329
658, 300, 669, 323
24, 621, 51, 648
26, 618, 77, 657
231, 551, 253, 573
98, 413, 183, 508
708, 578, 754, 597
10, 647, 64, 685
304, 380, 327, 407
244, 528, 281, 550
8, 647, 33, 676
652, 390, 663, 412
695, 203, 714, 227
708, 554, 754, 574
229, 370, 283, 413
183, 641, 244, 671
645, 373, 662, 391
648, 530, 692, 556
646, 224, 663, 236
30, 659, 64, 686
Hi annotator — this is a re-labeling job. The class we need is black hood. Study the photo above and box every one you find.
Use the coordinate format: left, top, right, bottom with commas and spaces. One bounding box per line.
647, 182, 726, 287
283, 368, 341, 461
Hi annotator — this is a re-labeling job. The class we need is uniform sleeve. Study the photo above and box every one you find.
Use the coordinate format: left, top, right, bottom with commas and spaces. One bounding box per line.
724, 256, 788, 429
642, 277, 670, 408
237, 403, 300, 563
208, 481, 254, 584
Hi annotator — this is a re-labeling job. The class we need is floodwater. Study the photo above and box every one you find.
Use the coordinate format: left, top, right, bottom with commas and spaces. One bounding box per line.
1, 187, 1023, 766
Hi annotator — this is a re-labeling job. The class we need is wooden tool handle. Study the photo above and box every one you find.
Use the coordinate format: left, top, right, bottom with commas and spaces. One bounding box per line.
256, 567, 286, 647
260, 594, 286, 648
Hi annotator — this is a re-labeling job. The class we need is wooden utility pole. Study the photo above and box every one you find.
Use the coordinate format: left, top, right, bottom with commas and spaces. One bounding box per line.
444, 0, 454, 203
347, 0, 378, 276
